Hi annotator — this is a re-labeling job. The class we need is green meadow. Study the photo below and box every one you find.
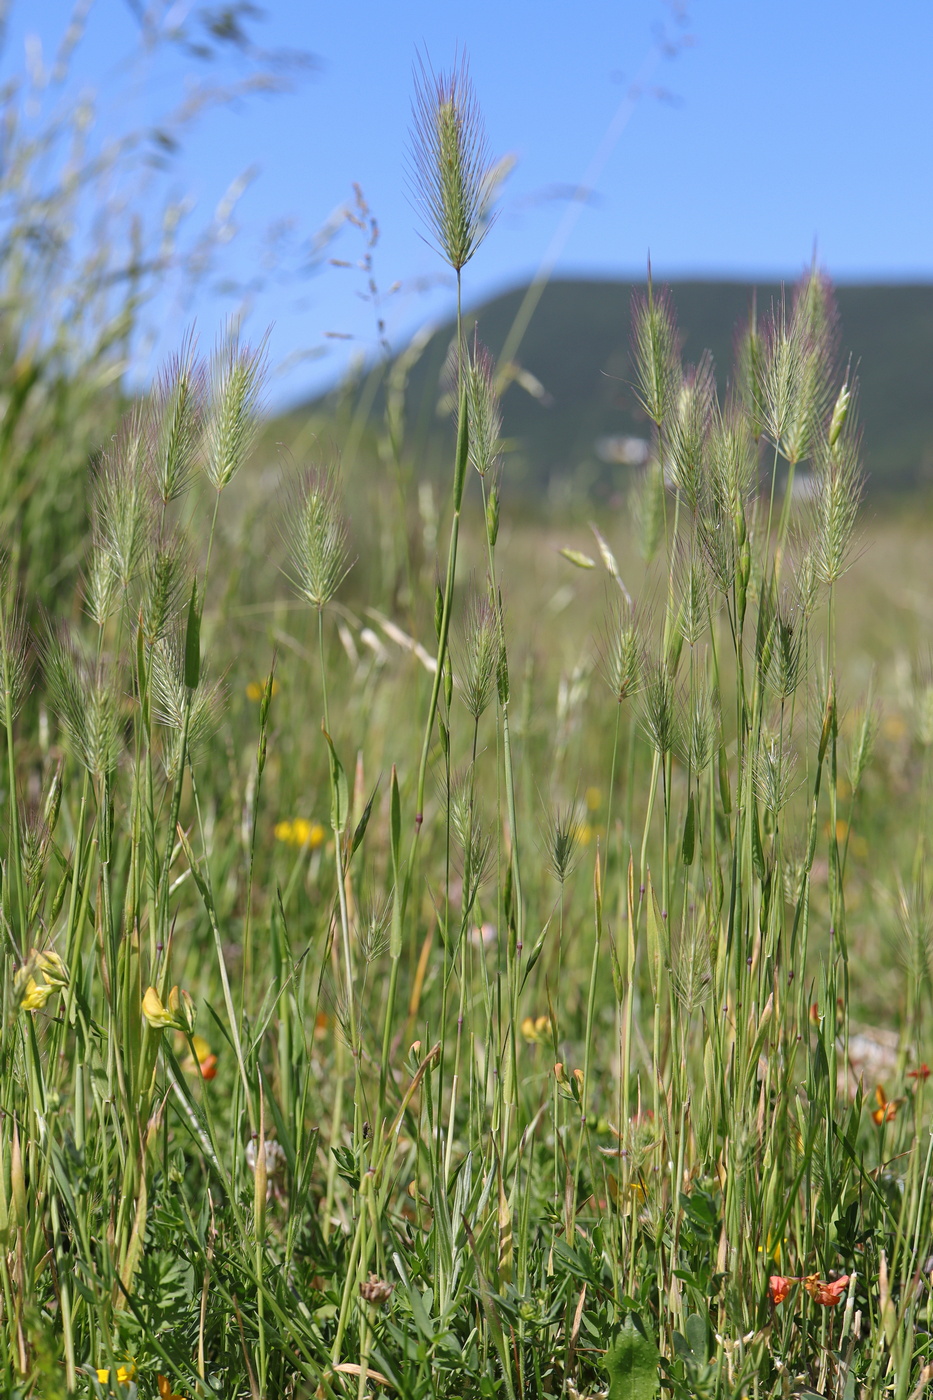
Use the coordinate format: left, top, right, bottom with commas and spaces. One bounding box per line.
4, 50, 933, 1400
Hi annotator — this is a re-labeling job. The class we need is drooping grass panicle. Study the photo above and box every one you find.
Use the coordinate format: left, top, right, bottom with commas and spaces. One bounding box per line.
283, 459, 354, 611
630, 276, 681, 429
408, 50, 496, 273
150, 331, 205, 507
667, 352, 715, 512
465, 333, 502, 478
203, 326, 268, 493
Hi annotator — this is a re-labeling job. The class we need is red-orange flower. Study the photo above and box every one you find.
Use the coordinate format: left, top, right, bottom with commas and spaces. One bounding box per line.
871, 1085, 901, 1125
769, 1275, 794, 1305
181, 1034, 218, 1081
804, 1273, 850, 1306
908, 1063, 930, 1082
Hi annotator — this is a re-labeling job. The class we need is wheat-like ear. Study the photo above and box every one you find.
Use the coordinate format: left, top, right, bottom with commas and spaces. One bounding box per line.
810, 386, 863, 586
282, 460, 354, 611
600, 597, 642, 704
43, 629, 121, 780
408, 50, 495, 273
667, 352, 715, 513
545, 802, 582, 886
0, 565, 29, 728
150, 330, 205, 506
640, 656, 677, 758
457, 588, 499, 722
630, 273, 681, 429
465, 334, 502, 478
91, 406, 155, 594
203, 326, 268, 493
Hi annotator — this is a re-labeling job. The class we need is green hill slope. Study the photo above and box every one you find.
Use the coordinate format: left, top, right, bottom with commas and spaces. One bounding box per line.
299, 278, 933, 496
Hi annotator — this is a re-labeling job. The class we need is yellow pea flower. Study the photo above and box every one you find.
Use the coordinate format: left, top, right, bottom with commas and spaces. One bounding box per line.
96, 1360, 136, 1385
274, 818, 326, 848
18, 976, 54, 1012
142, 985, 195, 1033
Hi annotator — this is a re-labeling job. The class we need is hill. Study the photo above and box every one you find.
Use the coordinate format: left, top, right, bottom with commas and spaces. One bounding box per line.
293, 278, 933, 497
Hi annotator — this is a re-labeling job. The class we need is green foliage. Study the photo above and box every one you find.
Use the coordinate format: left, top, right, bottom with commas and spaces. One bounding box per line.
4, 42, 933, 1400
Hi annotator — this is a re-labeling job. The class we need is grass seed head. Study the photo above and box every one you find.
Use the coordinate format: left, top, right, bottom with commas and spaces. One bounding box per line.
667, 353, 715, 512
140, 534, 189, 647
680, 681, 717, 774
283, 460, 354, 611
810, 411, 863, 586
203, 327, 267, 493
150, 631, 224, 780
0, 583, 30, 727
640, 657, 677, 758
602, 599, 641, 703
458, 590, 499, 721
150, 334, 205, 506
677, 546, 709, 650
465, 334, 502, 477
92, 408, 155, 593
631, 276, 681, 429
409, 51, 495, 273
44, 631, 121, 780
754, 732, 799, 815
633, 459, 666, 564
546, 802, 582, 886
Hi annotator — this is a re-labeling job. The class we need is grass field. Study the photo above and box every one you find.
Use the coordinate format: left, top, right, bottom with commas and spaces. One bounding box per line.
4, 54, 933, 1400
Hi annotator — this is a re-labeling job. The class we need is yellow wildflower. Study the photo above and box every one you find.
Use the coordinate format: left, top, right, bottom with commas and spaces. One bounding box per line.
158, 1373, 185, 1398
143, 985, 195, 1033
96, 1361, 136, 1385
585, 787, 602, 811
18, 976, 54, 1012
36, 949, 68, 987
274, 818, 326, 848
14, 950, 67, 1013
246, 676, 280, 702
521, 1014, 552, 1045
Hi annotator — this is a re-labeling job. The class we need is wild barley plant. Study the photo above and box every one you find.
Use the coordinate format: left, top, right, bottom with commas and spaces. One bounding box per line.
5, 49, 933, 1400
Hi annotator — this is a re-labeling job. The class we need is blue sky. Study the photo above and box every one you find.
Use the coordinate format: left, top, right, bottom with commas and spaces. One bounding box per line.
5, 1, 933, 405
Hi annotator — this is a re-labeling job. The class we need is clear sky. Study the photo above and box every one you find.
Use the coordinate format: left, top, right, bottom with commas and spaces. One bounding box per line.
5, 1, 933, 405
